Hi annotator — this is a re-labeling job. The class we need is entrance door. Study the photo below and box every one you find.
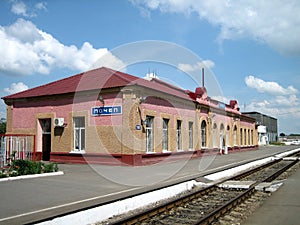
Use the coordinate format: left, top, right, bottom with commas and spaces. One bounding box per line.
40, 119, 51, 161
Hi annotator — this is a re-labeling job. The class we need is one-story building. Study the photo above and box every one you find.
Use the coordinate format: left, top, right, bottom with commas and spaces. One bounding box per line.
2, 67, 257, 165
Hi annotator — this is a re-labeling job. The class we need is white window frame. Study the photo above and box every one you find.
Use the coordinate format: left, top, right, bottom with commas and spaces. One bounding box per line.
162, 118, 169, 152
73, 117, 85, 153
146, 116, 154, 153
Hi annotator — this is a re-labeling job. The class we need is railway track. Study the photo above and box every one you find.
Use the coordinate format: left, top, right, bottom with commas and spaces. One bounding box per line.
106, 155, 299, 225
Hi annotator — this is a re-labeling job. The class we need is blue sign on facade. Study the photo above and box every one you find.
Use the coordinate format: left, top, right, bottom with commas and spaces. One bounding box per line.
91, 106, 122, 116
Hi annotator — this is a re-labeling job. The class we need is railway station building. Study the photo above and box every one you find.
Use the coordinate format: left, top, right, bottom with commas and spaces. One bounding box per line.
2, 67, 257, 165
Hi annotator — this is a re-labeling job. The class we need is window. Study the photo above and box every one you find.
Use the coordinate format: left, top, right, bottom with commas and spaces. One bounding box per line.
146, 116, 154, 153
233, 126, 237, 146
240, 128, 243, 146
189, 122, 193, 150
201, 120, 207, 147
162, 118, 169, 151
213, 123, 217, 148
177, 120, 182, 151
226, 125, 230, 147
244, 129, 247, 145
74, 117, 85, 152
248, 129, 250, 145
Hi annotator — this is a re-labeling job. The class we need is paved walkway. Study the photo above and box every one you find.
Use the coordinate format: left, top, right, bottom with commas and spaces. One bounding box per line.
244, 161, 300, 225
0, 146, 298, 224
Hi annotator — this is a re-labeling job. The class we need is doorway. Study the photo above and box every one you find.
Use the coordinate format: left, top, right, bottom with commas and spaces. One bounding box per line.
39, 119, 51, 161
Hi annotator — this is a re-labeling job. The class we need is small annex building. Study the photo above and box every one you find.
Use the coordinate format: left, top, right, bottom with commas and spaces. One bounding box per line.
242, 111, 278, 145
2, 67, 257, 165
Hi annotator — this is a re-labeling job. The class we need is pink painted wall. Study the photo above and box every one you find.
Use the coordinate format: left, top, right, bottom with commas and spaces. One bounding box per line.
11, 93, 123, 129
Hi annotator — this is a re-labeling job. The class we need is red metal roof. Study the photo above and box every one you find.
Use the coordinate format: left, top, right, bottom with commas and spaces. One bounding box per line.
2, 67, 190, 101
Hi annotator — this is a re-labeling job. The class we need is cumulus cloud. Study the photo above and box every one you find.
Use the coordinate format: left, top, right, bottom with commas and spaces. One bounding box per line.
0, 19, 125, 76
245, 75, 298, 96
246, 95, 300, 118
130, 0, 300, 55
244, 76, 300, 132
11, 1, 28, 16
10, 0, 47, 17
3, 82, 29, 95
178, 60, 215, 73
35, 2, 47, 11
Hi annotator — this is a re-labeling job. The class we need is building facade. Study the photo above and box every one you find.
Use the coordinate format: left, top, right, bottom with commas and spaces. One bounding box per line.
2, 67, 257, 165
242, 111, 278, 145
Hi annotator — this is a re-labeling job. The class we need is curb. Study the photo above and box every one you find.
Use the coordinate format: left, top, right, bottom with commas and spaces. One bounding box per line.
0, 171, 64, 182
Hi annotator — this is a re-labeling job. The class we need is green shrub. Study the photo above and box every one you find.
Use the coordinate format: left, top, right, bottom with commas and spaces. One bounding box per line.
0, 160, 59, 178
0, 171, 7, 178
9, 170, 19, 177
43, 163, 58, 173
270, 142, 285, 146
13, 160, 43, 175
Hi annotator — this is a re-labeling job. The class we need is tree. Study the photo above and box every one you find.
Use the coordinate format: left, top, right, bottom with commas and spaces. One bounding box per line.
0, 121, 6, 134
279, 133, 286, 137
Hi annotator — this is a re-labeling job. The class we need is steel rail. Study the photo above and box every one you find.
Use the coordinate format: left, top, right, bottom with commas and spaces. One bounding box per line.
111, 158, 299, 225
194, 159, 299, 225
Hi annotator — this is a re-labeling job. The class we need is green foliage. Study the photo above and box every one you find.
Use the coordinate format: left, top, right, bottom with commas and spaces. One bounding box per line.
0, 170, 8, 178
0, 121, 6, 134
13, 160, 43, 175
270, 142, 285, 146
289, 133, 300, 136
43, 162, 59, 173
0, 159, 59, 178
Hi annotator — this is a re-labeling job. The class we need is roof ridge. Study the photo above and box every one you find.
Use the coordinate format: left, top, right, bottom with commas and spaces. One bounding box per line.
101, 67, 138, 84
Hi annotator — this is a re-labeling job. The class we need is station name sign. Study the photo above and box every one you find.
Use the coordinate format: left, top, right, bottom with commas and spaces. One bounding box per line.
91, 106, 122, 116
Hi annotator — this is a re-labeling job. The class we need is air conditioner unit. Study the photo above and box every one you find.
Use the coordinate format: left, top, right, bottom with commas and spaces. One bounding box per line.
54, 118, 64, 127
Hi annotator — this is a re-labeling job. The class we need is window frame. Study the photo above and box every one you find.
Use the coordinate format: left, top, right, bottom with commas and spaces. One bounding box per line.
145, 116, 154, 153
162, 118, 169, 151
188, 121, 193, 150
73, 117, 85, 153
176, 120, 182, 151
201, 120, 207, 148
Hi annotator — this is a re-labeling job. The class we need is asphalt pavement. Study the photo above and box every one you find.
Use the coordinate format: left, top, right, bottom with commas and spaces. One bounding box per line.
0, 145, 297, 224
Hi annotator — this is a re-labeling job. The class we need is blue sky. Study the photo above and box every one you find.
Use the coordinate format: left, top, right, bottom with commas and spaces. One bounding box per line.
0, 0, 300, 134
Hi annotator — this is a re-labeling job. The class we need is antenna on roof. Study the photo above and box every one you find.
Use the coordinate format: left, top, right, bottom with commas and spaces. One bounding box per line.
202, 67, 205, 88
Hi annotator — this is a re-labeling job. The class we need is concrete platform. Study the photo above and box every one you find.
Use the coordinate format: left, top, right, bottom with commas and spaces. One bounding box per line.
218, 180, 256, 189
244, 164, 300, 225
0, 145, 298, 225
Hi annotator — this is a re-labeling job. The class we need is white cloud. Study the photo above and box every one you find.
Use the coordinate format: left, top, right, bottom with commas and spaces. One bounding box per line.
245, 94, 300, 133
3, 82, 29, 95
246, 97, 300, 117
11, 1, 28, 17
35, 2, 47, 11
10, 1, 47, 17
211, 95, 230, 104
0, 19, 126, 76
178, 60, 215, 73
245, 75, 298, 96
131, 0, 300, 55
